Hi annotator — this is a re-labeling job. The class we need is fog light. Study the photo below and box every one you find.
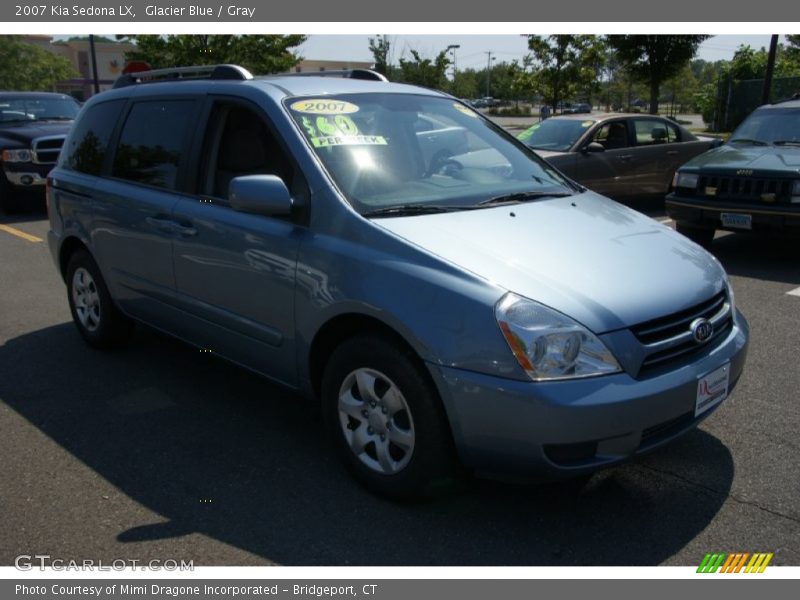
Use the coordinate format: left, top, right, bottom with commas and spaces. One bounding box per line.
20, 175, 34, 185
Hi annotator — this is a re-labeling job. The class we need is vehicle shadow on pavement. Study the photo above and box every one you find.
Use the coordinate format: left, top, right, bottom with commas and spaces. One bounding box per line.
0, 204, 47, 225
0, 323, 734, 566
711, 232, 800, 286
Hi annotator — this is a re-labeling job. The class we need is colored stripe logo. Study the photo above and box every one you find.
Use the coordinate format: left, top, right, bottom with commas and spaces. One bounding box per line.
697, 552, 773, 573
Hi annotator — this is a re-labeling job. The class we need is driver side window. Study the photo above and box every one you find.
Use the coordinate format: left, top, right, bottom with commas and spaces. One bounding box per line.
200, 103, 299, 204
592, 121, 629, 150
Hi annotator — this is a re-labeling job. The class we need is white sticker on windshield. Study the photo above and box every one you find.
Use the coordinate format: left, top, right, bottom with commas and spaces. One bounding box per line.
290, 99, 360, 114
311, 135, 388, 148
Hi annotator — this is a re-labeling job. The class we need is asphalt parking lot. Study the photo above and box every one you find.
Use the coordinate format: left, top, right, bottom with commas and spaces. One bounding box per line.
1, 203, 799, 567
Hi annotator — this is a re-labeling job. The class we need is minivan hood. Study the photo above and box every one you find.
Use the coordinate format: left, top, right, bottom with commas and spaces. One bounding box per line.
682, 143, 800, 174
376, 192, 726, 333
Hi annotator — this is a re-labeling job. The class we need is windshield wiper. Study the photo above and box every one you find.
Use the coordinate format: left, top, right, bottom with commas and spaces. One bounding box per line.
478, 190, 572, 206
362, 204, 467, 218
773, 140, 800, 146
729, 138, 768, 146
38, 116, 74, 121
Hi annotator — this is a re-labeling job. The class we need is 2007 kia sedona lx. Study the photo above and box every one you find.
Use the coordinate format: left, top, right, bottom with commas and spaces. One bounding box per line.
47, 65, 749, 498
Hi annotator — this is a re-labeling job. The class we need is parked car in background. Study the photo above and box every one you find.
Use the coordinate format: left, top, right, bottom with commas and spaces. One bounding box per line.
666, 97, 800, 247
0, 92, 80, 213
516, 113, 721, 202
563, 103, 592, 114
48, 65, 748, 498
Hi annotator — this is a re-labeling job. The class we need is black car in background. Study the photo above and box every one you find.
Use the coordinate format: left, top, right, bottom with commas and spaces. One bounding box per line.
667, 97, 800, 247
0, 92, 80, 213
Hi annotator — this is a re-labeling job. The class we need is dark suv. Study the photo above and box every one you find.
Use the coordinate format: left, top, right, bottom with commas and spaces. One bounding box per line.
0, 92, 80, 213
666, 98, 800, 247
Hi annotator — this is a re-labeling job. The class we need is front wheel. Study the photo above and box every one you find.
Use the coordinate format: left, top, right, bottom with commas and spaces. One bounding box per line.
321, 334, 462, 499
66, 250, 133, 349
676, 222, 715, 249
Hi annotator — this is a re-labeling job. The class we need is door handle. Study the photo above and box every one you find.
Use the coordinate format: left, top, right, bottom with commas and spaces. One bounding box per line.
617, 154, 633, 161
666, 150, 679, 155
172, 223, 198, 236
145, 216, 176, 232
146, 216, 197, 236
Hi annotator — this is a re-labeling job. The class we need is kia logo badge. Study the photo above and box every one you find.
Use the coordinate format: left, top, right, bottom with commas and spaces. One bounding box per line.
691, 318, 714, 343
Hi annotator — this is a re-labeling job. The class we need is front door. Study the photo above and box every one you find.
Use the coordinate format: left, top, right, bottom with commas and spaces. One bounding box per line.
170, 99, 306, 387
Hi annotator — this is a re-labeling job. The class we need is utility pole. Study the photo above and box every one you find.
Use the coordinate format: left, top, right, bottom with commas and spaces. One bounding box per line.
486, 51, 495, 98
762, 34, 779, 106
89, 34, 100, 96
446, 44, 460, 88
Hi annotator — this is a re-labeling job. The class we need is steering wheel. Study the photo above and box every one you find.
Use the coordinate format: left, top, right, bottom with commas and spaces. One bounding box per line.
427, 151, 463, 177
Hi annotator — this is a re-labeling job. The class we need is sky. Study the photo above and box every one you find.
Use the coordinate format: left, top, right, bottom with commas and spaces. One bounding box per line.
296, 35, 786, 69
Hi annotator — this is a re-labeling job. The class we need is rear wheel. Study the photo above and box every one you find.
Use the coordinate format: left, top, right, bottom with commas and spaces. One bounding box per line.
322, 334, 462, 499
66, 250, 133, 349
676, 222, 715, 249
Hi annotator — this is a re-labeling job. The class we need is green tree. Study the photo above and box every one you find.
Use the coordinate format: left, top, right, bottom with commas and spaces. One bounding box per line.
525, 35, 604, 112
662, 63, 699, 115
450, 68, 479, 99
607, 35, 710, 114
0, 36, 76, 91
785, 35, 800, 64
121, 35, 306, 75
368, 35, 392, 77
396, 49, 450, 90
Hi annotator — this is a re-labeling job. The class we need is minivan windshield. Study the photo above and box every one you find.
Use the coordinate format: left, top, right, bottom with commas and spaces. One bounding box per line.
285, 94, 573, 215
0, 96, 80, 124
729, 107, 800, 146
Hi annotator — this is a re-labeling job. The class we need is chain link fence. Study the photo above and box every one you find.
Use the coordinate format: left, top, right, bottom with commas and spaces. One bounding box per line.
710, 75, 800, 132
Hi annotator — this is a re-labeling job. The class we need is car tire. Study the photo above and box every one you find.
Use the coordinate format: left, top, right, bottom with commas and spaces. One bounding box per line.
66, 250, 133, 349
676, 223, 715, 249
321, 333, 463, 500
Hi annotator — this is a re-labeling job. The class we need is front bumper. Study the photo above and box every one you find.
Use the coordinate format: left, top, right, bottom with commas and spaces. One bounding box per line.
666, 195, 800, 232
3, 163, 52, 188
428, 310, 748, 479
5, 171, 47, 187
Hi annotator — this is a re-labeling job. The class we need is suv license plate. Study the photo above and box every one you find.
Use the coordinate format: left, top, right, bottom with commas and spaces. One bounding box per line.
721, 212, 752, 230
696, 363, 730, 417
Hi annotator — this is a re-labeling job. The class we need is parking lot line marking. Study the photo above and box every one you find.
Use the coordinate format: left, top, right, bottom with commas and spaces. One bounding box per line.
0, 224, 43, 243
787, 286, 800, 297
657, 218, 672, 224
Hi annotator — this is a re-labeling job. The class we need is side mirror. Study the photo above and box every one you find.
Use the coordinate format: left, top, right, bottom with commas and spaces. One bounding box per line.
229, 175, 292, 217
583, 142, 605, 154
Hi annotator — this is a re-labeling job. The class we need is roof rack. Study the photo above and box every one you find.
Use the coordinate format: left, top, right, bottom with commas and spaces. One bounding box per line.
113, 64, 253, 89
272, 69, 388, 82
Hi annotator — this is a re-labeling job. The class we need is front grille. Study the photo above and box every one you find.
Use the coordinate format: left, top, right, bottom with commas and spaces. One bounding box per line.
696, 174, 794, 203
32, 136, 66, 165
632, 291, 732, 374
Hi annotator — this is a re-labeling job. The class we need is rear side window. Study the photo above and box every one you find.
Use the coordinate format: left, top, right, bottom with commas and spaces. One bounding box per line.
111, 100, 195, 190
633, 119, 680, 145
61, 100, 125, 175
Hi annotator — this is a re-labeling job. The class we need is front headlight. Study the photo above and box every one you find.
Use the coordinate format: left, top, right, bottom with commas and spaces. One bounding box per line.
495, 293, 621, 381
725, 276, 736, 315
673, 171, 699, 190
2, 148, 33, 163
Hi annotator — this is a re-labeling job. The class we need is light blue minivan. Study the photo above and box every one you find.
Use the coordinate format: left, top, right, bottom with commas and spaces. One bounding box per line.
47, 65, 748, 498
